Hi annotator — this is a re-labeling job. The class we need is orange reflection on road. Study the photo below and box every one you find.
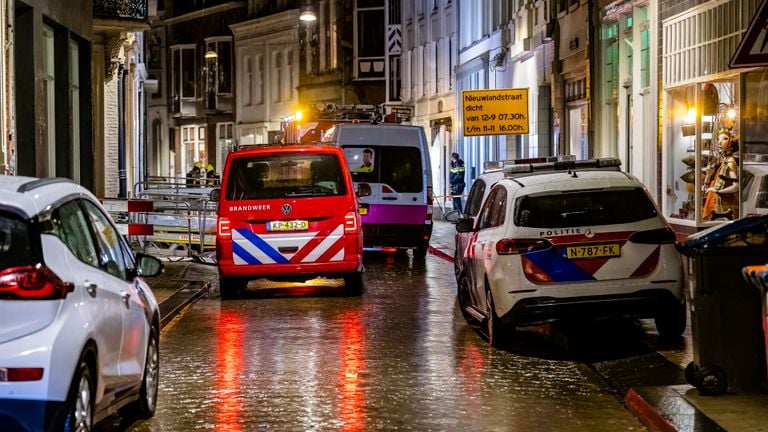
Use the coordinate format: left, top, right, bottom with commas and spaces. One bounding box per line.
458, 344, 484, 398
338, 310, 365, 432
215, 311, 244, 432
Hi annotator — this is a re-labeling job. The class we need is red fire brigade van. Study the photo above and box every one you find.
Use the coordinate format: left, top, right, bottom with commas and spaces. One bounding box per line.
215, 144, 368, 298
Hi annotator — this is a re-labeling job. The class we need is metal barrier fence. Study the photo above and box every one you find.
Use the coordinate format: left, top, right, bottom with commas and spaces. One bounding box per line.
103, 176, 218, 263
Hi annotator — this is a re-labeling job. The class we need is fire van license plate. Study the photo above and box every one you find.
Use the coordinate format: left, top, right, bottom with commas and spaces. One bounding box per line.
565, 244, 621, 259
267, 220, 309, 231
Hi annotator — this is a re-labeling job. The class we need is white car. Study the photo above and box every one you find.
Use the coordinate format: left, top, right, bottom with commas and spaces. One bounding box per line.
0, 176, 162, 431
454, 158, 686, 347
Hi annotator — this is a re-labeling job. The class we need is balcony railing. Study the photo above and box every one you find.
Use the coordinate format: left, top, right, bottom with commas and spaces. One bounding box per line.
94, 0, 148, 21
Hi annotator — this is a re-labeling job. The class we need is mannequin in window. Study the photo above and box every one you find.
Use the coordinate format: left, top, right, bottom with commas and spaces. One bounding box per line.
702, 130, 739, 221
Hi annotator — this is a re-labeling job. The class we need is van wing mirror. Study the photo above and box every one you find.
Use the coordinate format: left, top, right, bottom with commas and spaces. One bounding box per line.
356, 183, 372, 197
209, 188, 221, 202
136, 253, 164, 277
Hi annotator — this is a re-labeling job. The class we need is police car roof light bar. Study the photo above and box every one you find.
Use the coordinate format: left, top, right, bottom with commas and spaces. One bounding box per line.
503, 157, 622, 178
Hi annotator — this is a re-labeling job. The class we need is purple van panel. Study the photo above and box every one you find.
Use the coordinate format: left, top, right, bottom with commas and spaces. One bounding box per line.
362, 204, 427, 225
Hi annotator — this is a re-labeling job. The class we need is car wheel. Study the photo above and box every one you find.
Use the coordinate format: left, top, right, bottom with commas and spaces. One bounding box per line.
344, 271, 364, 295
219, 277, 247, 299
412, 244, 428, 259
63, 359, 93, 432
122, 326, 160, 419
456, 274, 475, 324
485, 285, 511, 348
655, 300, 686, 338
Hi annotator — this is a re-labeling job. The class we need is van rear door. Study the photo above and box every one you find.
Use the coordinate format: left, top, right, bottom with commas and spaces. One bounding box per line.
222, 153, 354, 267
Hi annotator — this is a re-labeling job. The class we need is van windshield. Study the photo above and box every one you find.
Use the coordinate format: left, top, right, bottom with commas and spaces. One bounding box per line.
342, 146, 423, 193
225, 153, 347, 200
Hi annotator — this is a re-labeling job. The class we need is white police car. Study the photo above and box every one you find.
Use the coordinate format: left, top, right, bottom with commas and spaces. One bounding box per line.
453, 158, 686, 347
0, 176, 163, 430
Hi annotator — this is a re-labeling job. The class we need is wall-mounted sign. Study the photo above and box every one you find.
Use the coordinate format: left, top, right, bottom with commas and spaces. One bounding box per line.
461, 88, 529, 136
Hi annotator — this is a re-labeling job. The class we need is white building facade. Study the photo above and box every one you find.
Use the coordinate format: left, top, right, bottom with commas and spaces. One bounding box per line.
401, 0, 458, 210
230, 9, 299, 150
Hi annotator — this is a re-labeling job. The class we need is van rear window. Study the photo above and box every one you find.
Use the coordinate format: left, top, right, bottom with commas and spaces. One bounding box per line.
343, 146, 423, 193
514, 188, 658, 228
225, 153, 347, 200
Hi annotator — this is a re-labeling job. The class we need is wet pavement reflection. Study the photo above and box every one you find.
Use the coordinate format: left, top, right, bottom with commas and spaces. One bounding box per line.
99, 251, 656, 431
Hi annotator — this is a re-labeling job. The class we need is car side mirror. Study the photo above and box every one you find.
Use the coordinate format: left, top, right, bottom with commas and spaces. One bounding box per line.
356, 183, 372, 197
444, 209, 463, 223
136, 253, 164, 277
455, 218, 475, 233
209, 188, 221, 202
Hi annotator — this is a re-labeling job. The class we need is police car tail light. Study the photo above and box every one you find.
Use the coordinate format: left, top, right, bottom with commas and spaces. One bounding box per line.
0, 367, 44, 382
344, 211, 358, 233
496, 238, 552, 255
0, 265, 74, 300
629, 227, 676, 244
217, 217, 232, 239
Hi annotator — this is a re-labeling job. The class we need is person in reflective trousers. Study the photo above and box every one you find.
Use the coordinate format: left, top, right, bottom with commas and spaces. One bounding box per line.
450, 152, 466, 213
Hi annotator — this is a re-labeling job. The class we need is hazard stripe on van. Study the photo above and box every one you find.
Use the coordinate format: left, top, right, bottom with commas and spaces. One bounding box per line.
232, 225, 345, 265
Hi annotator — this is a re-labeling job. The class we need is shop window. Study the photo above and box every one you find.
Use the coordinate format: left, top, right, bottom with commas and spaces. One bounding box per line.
665, 80, 742, 225
603, 22, 619, 100
637, 6, 650, 89
742, 71, 768, 217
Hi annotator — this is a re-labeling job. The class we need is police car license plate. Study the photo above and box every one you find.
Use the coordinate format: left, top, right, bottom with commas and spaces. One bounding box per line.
267, 220, 309, 231
565, 244, 621, 259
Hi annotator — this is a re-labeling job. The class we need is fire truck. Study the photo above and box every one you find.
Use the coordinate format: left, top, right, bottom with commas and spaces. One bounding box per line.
278, 103, 414, 144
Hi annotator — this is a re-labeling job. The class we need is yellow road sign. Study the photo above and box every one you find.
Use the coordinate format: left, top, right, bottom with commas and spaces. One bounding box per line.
462, 88, 529, 136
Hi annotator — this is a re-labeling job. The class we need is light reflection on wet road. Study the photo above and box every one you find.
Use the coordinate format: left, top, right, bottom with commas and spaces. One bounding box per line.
101, 252, 647, 431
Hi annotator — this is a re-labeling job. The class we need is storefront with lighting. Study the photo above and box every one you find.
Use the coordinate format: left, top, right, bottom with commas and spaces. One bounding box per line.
661, 0, 768, 234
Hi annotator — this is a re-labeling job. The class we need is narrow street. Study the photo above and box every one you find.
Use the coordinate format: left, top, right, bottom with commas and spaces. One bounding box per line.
94, 251, 685, 431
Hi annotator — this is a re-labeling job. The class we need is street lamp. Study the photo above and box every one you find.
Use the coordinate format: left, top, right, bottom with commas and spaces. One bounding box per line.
299, 5, 316, 22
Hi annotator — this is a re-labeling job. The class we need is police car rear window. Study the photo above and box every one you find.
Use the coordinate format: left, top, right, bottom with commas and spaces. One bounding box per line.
514, 188, 658, 228
0, 213, 34, 271
225, 154, 347, 200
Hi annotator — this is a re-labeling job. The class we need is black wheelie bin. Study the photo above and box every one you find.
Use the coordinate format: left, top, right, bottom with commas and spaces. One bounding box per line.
676, 215, 768, 395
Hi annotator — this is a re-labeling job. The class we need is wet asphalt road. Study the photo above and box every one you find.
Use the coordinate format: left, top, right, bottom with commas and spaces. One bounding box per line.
98, 251, 659, 431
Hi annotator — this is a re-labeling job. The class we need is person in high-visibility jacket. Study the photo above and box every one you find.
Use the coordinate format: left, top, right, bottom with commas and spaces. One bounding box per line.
449, 152, 466, 213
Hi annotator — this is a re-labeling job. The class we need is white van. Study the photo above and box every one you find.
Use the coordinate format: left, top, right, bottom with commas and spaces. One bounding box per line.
332, 124, 433, 258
